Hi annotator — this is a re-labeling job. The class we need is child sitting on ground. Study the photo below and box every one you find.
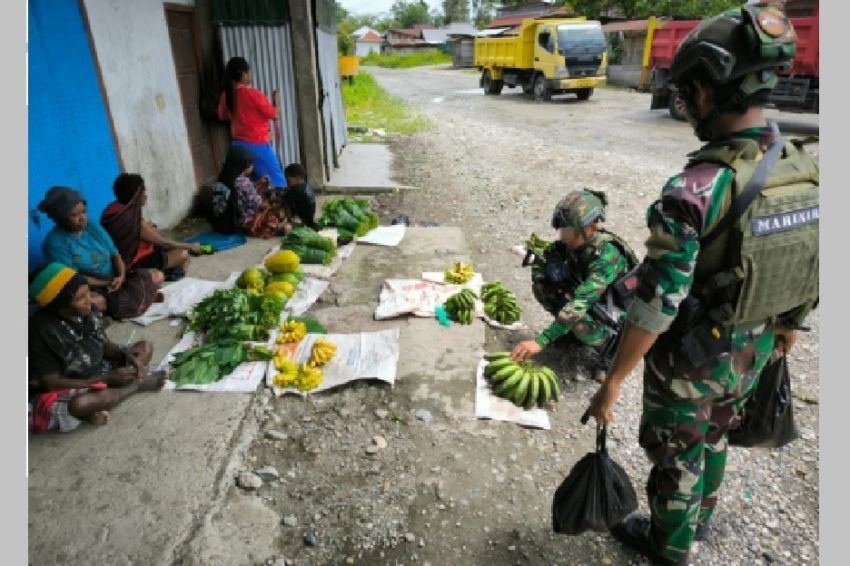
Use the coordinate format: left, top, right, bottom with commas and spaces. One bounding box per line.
276, 163, 318, 230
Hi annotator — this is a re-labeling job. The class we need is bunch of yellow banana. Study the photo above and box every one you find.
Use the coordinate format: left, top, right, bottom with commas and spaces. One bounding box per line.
295, 363, 323, 392
309, 337, 337, 367
483, 352, 560, 409
277, 320, 307, 344
444, 262, 474, 284
272, 355, 298, 388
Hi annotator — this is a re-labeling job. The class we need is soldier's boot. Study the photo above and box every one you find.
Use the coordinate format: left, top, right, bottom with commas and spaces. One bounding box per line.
610, 512, 690, 566
693, 523, 711, 542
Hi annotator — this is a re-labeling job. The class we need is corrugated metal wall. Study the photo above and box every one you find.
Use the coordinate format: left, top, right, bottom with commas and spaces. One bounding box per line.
315, 28, 347, 176
218, 25, 301, 168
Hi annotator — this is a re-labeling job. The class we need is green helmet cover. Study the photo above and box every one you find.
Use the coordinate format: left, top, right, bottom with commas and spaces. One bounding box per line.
552, 190, 607, 230
671, 3, 797, 97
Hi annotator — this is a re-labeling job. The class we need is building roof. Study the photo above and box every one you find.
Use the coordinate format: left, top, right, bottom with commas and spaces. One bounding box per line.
422, 22, 477, 44
602, 19, 650, 33
486, 9, 568, 29
356, 30, 383, 43
388, 28, 423, 38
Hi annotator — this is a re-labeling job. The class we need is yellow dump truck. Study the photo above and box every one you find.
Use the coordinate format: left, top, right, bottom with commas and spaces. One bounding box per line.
475, 17, 607, 101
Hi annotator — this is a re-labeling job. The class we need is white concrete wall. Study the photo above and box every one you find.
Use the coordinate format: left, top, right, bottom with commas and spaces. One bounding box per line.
83, 0, 196, 228
355, 42, 379, 57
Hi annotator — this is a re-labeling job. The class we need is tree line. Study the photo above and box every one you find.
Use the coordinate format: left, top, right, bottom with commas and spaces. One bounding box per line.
337, 0, 743, 54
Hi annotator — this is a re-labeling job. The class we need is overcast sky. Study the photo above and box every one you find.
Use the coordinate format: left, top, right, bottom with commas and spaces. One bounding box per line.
339, 0, 445, 17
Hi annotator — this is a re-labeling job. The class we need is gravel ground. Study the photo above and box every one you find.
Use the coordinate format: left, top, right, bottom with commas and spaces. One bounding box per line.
238, 66, 819, 566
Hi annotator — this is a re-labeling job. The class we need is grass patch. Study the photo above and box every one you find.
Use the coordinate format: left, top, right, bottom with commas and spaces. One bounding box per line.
360, 50, 452, 69
342, 71, 429, 137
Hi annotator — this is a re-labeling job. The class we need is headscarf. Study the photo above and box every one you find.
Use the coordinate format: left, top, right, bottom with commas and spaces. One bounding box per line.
37, 186, 86, 224
218, 145, 255, 191
29, 263, 88, 310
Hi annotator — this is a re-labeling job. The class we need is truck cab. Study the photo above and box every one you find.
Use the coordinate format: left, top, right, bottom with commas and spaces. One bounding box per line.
475, 17, 608, 101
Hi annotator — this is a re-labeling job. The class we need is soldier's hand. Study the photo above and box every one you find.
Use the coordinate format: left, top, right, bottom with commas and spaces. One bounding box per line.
774, 326, 798, 355
511, 340, 542, 361
589, 380, 620, 424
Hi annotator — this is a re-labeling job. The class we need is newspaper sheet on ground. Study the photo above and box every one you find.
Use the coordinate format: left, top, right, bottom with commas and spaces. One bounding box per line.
374, 274, 522, 331
356, 224, 406, 247
474, 357, 551, 430
283, 277, 329, 317
130, 272, 240, 326
266, 329, 400, 397
158, 331, 269, 392
375, 279, 464, 320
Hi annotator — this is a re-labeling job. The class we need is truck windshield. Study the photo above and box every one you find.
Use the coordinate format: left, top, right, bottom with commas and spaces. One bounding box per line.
556, 23, 606, 54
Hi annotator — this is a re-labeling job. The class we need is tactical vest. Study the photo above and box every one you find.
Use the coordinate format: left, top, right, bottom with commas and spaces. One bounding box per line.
574, 229, 640, 273
689, 136, 819, 327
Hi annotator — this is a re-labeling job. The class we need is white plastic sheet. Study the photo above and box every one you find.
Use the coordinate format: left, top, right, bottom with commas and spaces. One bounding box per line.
474, 357, 551, 430
130, 272, 240, 326
266, 329, 400, 397
159, 332, 269, 393
357, 224, 406, 247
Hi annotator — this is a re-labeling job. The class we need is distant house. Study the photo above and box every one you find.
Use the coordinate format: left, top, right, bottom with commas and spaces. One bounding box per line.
355, 29, 382, 57
483, 3, 569, 35
421, 22, 477, 47
602, 19, 651, 88
446, 34, 475, 68
384, 24, 435, 54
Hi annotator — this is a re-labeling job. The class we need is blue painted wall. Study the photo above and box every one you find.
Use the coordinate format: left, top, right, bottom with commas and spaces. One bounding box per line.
28, 0, 121, 270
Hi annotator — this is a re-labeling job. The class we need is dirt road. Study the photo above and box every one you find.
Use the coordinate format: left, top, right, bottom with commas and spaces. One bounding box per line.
235, 66, 820, 566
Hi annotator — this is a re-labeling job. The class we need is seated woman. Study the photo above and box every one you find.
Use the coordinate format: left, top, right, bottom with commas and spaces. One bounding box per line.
218, 145, 286, 238
101, 173, 201, 281
38, 186, 164, 319
28, 263, 167, 434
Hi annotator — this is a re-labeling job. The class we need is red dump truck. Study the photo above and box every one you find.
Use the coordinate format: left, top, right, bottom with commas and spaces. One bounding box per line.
647, 4, 819, 120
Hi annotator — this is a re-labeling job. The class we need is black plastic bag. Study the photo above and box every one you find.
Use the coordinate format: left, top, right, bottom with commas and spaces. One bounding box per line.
552, 425, 638, 535
729, 354, 799, 448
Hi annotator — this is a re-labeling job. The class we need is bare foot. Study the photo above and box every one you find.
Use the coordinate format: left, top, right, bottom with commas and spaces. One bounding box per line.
86, 410, 111, 425
139, 370, 168, 391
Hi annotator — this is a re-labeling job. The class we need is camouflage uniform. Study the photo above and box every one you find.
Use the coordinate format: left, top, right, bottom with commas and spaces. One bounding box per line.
532, 235, 629, 349
625, 126, 814, 563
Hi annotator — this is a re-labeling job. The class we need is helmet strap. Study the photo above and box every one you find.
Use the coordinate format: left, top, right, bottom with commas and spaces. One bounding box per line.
682, 85, 722, 142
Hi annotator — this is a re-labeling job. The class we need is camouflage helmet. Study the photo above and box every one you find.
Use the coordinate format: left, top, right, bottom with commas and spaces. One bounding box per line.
551, 190, 607, 230
671, 3, 797, 98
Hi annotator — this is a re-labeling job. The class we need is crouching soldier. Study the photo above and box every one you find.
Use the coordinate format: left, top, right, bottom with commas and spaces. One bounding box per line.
512, 189, 638, 381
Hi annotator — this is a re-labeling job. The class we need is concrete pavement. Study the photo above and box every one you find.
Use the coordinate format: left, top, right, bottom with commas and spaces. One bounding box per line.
28, 227, 485, 565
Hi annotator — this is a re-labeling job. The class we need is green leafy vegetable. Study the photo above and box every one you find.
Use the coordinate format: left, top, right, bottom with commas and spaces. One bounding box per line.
187, 288, 284, 341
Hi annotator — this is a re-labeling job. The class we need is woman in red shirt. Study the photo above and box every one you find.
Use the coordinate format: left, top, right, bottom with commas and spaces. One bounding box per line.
217, 56, 287, 189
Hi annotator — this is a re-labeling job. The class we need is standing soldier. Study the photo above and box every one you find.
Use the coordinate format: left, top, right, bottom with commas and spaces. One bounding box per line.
512, 190, 638, 382
589, 4, 818, 565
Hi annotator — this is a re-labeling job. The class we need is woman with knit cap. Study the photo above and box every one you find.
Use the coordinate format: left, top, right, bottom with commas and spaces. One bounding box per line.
38, 186, 164, 319
28, 263, 167, 433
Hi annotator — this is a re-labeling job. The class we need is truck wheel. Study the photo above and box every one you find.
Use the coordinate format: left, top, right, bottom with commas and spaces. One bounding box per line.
576, 88, 593, 101
533, 75, 551, 102
481, 70, 503, 95
668, 91, 687, 121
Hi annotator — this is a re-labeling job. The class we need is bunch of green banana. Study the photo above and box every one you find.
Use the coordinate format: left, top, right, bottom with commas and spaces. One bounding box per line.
480, 281, 521, 325
525, 233, 551, 257
445, 289, 477, 325
483, 351, 560, 409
